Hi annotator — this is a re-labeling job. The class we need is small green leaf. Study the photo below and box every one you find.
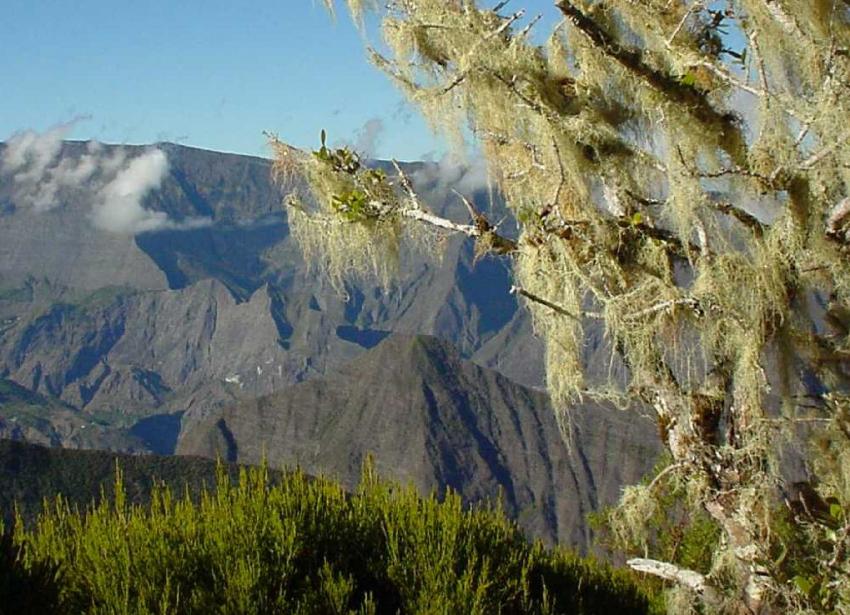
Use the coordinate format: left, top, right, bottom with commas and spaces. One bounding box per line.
830, 503, 843, 520
794, 575, 814, 596
681, 72, 697, 87
631, 212, 644, 225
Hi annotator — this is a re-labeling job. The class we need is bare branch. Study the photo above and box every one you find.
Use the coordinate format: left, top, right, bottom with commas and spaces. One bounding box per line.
627, 558, 717, 599
827, 196, 850, 238
510, 285, 588, 321
689, 59, 805, 121
392, 160, 517, 255
517, 13, 543, 39
800, 134, 850, 170
646, 462, 682, 492
401, 207, 479, 235
452, 188, 479, 222
706, 201, 765, 236
392, 159, 426, 211
747, 29, 769, 94
626, 298, 703, 321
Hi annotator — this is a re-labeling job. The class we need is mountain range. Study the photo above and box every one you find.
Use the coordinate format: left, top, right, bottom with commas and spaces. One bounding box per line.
0, 139, 659, 547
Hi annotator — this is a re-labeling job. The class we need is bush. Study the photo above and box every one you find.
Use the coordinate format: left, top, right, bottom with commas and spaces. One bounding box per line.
1, 460, 660, 614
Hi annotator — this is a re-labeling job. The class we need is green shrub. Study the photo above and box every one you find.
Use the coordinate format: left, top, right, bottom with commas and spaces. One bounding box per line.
2, 461, 658, 614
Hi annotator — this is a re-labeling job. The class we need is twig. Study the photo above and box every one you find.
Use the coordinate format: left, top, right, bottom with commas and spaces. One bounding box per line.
800, 134, 849, 170
549, 134, 568, 223
667, 2, 704, 47
439, 10, 525, 95
392, 159, 425, 211
706, 201, 765, 236
510, 285, 589, 320
794, 121, 813, 147
690, 59, 805, 121
453, 188, 479, 222
646, 462, 682, 492
747, 29, 769, 95
626, 298, 703, 321
517, 14, 543, 39
826, 196, 850, 236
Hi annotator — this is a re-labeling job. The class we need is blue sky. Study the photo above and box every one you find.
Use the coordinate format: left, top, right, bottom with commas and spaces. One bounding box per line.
1, 1, 563, 161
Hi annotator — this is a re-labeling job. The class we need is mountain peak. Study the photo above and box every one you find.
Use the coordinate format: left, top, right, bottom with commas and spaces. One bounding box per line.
177, 333, 660, 547
343, 334, 460, 376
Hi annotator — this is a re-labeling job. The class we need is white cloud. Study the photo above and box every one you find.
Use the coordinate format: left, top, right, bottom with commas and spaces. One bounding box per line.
1, 119, 82, 211
91, 149, 172, 234
1, 122, 211, 234
331, 118, 386, 159
412, 152, 490, 195
354, 118, 384, 158
2, 122, 70, 178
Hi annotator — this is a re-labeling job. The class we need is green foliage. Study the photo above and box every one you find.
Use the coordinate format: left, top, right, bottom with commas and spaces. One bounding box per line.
591, 457, 719, 575
1, 460, 658, 614
0, 439, 251, 531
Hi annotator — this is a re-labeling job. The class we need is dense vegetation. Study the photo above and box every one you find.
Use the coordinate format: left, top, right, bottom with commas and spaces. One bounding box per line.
1, 457, 659, 614
0, 439, 241, 526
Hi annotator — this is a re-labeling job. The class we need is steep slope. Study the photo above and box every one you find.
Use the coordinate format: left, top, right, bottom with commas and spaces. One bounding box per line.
178, 334, 660, 547
0, 438, 244, 526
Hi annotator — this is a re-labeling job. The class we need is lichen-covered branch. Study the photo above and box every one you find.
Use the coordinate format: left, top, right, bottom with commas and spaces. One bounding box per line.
627, 558, 716, 600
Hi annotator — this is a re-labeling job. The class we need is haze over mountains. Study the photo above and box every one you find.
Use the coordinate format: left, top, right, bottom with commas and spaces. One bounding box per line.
0, 139, 659, 546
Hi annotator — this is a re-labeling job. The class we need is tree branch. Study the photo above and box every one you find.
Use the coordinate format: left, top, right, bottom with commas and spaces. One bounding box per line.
667, 2, 704, 46
627, 558, 717, 598
706, 201, 765, 237
392, 160, 517, 255
555, 0, 743, 133
510, 285, 588, 320
828, 197, 850, 235
626, 297, 703, 321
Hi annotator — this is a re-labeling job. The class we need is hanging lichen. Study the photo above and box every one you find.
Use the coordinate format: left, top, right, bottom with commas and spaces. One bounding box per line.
281, 2, 850, 610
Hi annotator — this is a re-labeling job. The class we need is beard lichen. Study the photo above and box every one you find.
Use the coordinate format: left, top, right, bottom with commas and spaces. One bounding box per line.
287, 204, 402, 295
274, 132, 445, 295
295, 2, 850, 608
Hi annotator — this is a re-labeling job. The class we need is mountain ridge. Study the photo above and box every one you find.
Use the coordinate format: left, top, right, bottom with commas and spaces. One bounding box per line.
178, 333, 659, 548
